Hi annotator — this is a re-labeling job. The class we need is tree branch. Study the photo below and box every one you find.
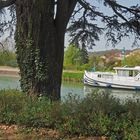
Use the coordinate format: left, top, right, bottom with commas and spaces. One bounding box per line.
77, 0, 111, 24
0, 0, 15, 10
78, 0, 104, 18
105, 0, 140, 16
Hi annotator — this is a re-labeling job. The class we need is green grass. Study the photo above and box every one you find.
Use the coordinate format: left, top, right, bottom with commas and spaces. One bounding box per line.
0, 51, 17, 67
62, 71, 84, 82
0, 89, 140, 139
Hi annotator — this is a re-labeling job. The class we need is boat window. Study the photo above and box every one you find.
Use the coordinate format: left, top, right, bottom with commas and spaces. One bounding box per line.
98, 74, 101, 78
129, 70, 133, 77
117, 70, 138, 77
117, 70, 129, 77
102, 74, 113, 78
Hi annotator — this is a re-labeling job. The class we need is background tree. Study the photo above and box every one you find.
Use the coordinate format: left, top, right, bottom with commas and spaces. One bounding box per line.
88, 55, 100, 70
79, 43, 89, 65
64, 44, 81, 68
125, 51, 140, 66
0, 0, 140, 99
64, 44, 89, 70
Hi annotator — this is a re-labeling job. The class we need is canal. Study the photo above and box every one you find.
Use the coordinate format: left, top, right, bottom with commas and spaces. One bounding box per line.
0, 76, 140, 100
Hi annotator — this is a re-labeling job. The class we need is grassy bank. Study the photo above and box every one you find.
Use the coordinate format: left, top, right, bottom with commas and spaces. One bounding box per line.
0, 67, 83, 82
0, 89, 140, 139
0, 52, 17, 67
62, 71, 84, 82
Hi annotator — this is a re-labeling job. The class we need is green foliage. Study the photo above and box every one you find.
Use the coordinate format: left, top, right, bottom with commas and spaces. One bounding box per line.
64, 44, 89, 70
62, 71, 83, 82
125, 52, 140, 67
62, 45, 134, 72
76, 63, 91, 71
0, 89, 140, 139
17, 98, 55, 128
16, 37, 35, 93
15, 36, 49, 94
64, 44, 81, 66
85, 55, 100, 71
0, 89, 25, 124
0, 51, 17, 67
79, 47, 89, 64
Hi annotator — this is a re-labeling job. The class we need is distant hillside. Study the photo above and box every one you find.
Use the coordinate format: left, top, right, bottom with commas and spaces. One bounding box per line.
88, 49, 134, 57
130, 48, 140, 53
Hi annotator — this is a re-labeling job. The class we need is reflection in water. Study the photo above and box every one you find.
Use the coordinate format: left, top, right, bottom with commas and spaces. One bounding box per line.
0, 76, 20, 89
61, 81, 84, 99
61, 81, 140, 100
84, 85, 140, 100
0, 76, 140, 100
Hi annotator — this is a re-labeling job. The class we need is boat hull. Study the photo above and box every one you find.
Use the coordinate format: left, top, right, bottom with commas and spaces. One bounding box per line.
84, 71, 140, 90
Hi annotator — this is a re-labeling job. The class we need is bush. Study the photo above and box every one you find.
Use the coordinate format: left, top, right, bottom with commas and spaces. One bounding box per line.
0, 89, 140, 139
0, 89, 25, 124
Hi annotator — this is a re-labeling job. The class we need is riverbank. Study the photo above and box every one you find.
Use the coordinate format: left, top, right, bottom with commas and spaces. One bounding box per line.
0, 66, 83, 82
62, 70, 83, 82
0, 66, 19, 77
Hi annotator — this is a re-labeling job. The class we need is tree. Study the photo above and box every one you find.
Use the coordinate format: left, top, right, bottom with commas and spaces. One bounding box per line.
79, 43, 89, 65
64, 44, 88, 68
0, 0, 140, 99
64, 44, 81, 67
125, 51, 140, 66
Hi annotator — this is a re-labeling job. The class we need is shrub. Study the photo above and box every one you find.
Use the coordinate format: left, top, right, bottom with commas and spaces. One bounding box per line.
0, 89, 25, 124
0, 89, 140, 139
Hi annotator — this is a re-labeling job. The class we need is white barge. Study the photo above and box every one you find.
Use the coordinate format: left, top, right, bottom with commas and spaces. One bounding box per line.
84, 66, 140, 90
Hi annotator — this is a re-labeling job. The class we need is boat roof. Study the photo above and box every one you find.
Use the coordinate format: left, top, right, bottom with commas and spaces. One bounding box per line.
113, 66, 140, 71
95, 72, 114, 74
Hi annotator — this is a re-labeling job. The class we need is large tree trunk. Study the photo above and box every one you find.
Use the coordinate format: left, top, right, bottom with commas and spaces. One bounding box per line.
15, 0, 65, 100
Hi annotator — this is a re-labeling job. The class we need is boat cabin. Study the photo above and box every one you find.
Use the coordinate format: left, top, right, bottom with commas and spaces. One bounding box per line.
97, 73, 113, 78
114, 66, 140, 77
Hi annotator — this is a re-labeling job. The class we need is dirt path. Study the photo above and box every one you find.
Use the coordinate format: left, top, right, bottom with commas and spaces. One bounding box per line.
0, 66, 83, 77
0, 66, 19, 77
0, 124, 107, 140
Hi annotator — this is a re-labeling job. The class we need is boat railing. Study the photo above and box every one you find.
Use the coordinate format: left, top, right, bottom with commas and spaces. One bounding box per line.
134, 73, 140, 80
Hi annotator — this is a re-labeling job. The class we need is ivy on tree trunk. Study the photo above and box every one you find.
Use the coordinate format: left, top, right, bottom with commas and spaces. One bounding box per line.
15, 0, 76, 100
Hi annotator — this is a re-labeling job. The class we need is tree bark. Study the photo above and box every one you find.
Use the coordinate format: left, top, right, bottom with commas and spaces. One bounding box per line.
15, 0, 60, 99
15, 0, 77, 100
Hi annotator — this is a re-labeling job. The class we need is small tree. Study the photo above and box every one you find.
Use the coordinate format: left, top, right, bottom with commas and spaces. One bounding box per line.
64, 44, 80, 68
79, 43, 89, 65
89, 55, 100, 70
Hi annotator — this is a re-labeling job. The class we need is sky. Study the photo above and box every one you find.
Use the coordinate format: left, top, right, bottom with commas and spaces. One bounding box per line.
1, 0, 140, 52
65, 0, 140, 52
93, 0, 140, 51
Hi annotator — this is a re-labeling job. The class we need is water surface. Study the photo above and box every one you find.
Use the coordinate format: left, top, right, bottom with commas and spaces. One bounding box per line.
0, 76, 140, 100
